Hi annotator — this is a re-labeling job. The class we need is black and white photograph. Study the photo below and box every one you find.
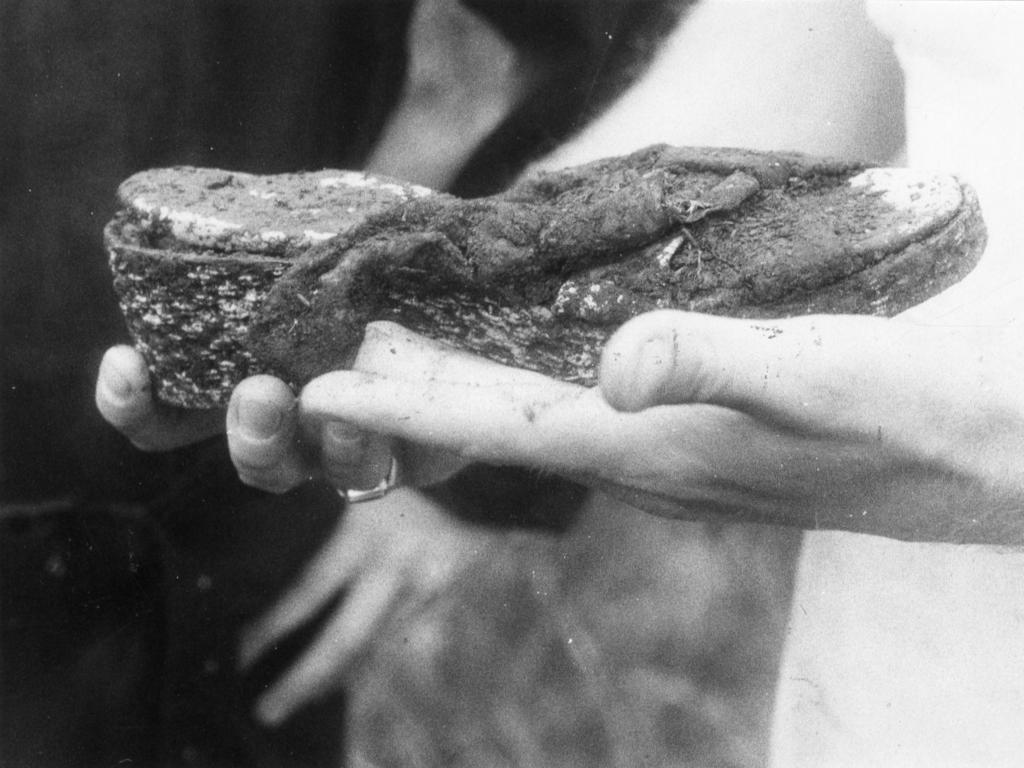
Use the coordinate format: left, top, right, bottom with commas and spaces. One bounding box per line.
2, 1, 1023, 766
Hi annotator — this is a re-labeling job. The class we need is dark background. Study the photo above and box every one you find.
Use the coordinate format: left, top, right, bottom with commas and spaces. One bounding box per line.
2, 6, 410, 762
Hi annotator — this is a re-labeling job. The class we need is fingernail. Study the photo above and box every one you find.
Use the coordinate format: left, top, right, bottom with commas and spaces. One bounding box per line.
639, 334, 672, 373
618, 334, 675, 411
636, 334, 674, 390
237, 397, 282, 440
104, 368, 134, 401
99, 356, 136, 401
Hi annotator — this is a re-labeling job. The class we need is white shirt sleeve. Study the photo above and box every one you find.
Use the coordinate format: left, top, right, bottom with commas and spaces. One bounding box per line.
531, 0, 904, 171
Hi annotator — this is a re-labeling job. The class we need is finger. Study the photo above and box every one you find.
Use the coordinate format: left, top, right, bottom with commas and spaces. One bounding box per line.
254, 573, 401, 725
238, 527, 366, 670
331, 320, 559, 485
354, 320, 531, 384
319, 421, 394, 492
598, 310, 899, 428
227, 376, 315, 493
301, 363, 854, 522
598, 310, 809, 413
95, 345, 223, 450
300, 370, 627, 475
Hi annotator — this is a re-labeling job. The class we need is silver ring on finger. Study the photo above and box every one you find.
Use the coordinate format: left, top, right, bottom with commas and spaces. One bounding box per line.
340, 456, 400, 504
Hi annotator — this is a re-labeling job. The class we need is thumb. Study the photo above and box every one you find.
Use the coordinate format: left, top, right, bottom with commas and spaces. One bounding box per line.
598, 310, 791, 413
598, 310, 893, 424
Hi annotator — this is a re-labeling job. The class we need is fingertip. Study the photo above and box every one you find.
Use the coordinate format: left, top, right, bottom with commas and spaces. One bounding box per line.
601, 310, 857, 426
227, 377, 305, 487
599, 311, 684, 412
360, 320, 404, 349
238, 615, 281, 672
299, 371, 378, 422
355, 321, 509, 382
228, 376, 297, 443
96, 346, 151, 411
96, 346, 227, 451
237, 631, 262, 672
255, 693, 290, 727
234, 470, 304, 495
354, 322, 429, 373
231, 374, 297, 408
101, 345, 150, 379
95, 348, 165, 447
254, 657, 333, 726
